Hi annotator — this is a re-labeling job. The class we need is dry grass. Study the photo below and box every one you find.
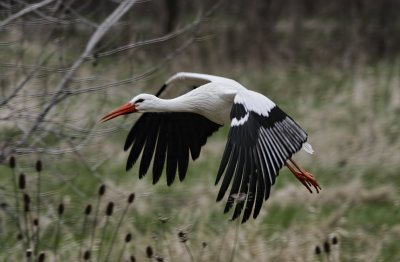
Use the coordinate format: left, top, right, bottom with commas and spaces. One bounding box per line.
2, 62, 400, 261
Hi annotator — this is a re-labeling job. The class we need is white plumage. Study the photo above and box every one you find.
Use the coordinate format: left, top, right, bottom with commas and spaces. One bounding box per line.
101, 72, 320, 223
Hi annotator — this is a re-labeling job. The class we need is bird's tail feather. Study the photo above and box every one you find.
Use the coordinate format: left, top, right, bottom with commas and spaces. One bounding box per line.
302, 142, 314, 154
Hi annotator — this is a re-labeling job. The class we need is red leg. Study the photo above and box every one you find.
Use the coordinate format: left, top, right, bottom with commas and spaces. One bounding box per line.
286, 158, 321, 193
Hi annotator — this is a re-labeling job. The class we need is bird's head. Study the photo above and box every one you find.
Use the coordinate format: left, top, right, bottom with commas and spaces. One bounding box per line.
99, 94, 157, 123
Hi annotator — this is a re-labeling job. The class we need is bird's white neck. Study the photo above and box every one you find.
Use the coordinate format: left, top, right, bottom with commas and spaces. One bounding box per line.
136, 85, 236, 125
140, 96, 198, 113
162, 96, 201, 113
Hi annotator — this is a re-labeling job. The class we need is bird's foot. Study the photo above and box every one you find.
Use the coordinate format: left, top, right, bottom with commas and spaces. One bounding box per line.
286, 158, 321, 193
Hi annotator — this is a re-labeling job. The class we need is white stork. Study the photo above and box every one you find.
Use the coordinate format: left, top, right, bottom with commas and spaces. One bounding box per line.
100, 72, 320, 223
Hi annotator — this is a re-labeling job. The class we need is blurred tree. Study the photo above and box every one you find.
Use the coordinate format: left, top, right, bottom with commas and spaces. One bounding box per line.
1, 0, 399, 163
0, 0, 219, 164
164, 0, 178, 33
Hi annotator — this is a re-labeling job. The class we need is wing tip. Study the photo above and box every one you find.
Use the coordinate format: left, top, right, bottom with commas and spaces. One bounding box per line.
223, 199, 233, 213
123, 143, 131, 151
216, 194, 224, 202
166, 175, 175, 186
241, 214, 249, 224
155, 83, 168, 97
252, 210, 260, 219
215, 174, 222, 185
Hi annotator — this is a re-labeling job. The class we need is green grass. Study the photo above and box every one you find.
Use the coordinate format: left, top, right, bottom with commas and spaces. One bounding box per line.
1, 63, 400, 261
2, 155, 398, 261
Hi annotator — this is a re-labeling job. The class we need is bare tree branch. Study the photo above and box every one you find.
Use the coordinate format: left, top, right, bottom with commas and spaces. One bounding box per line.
15, 0, 138, 149
67, 37, 194, 96
87, 0, 224, 59
0, 0, 56, 29
0, 51, 55, 107
0, 0, 224, 165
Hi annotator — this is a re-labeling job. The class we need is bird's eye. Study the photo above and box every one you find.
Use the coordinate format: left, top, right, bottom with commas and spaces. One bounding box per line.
135, 99, 144, 104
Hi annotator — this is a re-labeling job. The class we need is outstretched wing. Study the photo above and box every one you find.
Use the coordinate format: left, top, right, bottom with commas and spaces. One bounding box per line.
156, 72, 244, 99
125, 112, 220, 185
215, 91, 308, 223
124, 73, 225, 185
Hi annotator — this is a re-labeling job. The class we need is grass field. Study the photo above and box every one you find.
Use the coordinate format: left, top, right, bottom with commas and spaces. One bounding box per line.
1, 62, 400, 261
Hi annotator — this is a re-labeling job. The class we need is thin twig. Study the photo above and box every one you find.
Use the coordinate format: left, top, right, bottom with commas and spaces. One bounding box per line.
229, 219, 240, 262
33, 161, 42, 258
9, 165, 25, 249
97, 216, 110, 262
78, 216, 89, 262
0, 50, 55, 108
183, 242, 195, 262
116, 241, 127, 262
104, 196, 133, 262
0, 0, 56, 29
22, 194, 32, 260
15, 0, 138, 150
64, 37, 194, 97
89, 197, 101, 252
54, 203, 64, 261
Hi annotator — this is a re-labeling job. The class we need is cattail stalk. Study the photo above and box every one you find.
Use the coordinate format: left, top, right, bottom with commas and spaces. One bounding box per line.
331, 235, 339, 261
23, 193, 32, 251
9, 157, 25, 248
229, 219, 240, 262
116, 233, 131, 262
35, 160, 42, 256
146, 246, 153, 262
183, 241, 195, 262
20, 174, 32, 251
89, 185, 105, 251
315, 245, 323, 262
104, 193, 134, 262
324, 241, 331, 262
79, 204, 92, 262
179, 232, 194, 262
198, 242, 207, 262
54, 203, 64, 261
38, 252, 45, 262
332, 236, 338, 245
215, 224, 230, 261
158, 217, 172, 262
97, 202, 113, 262
26, 249, 32, 259
83, 250, 91, 261
19, 173, 26, 190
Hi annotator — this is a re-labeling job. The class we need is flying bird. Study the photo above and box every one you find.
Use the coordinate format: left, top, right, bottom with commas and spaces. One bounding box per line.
100, 72, 320, 223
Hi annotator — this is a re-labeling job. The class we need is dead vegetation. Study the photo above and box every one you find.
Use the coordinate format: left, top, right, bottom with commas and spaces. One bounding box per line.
1, 0, 400, 261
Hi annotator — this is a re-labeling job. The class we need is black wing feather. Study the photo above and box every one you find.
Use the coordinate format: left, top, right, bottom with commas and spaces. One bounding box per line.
176, 122, 189, 181
138, 116, 159, 177
125, 112, 220, 185
217, 103, 308, 222
242, 152, 257, 223
188, 122, 201, 160
166, 120, 178, 185
124, 113, 148, 151
216, 144, 238, 201
215, 137, 232, 184
152, 117, 168, 183
252, 147, 266, 219
126, 117, 149, 171
224, 147, 245, 213
232, 148, 250, 220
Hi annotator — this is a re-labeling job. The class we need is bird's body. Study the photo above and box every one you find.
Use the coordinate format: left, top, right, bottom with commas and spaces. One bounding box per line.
133, 83, 236, 125
101, 72, 320, 223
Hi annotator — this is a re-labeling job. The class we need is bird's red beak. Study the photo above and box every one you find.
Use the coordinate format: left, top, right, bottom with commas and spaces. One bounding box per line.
99, 103, 138, 123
